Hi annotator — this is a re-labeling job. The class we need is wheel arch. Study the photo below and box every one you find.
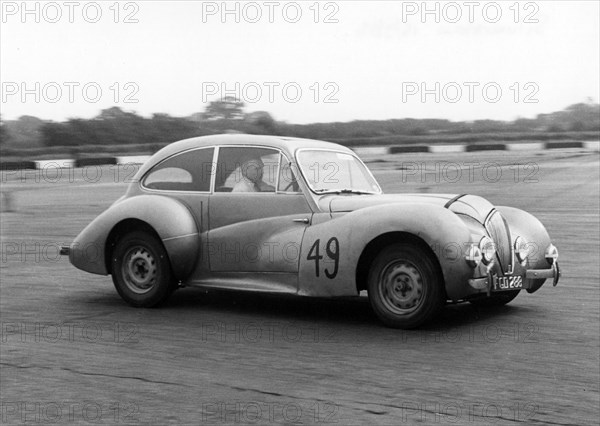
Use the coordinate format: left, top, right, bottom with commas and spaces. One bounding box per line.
355, 231, 445, 294
105, 219, 161, 274
70, 195, 199, 280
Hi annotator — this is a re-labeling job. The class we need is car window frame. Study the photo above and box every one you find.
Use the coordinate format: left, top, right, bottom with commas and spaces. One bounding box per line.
294, 148, 383, 195
212, 145, 299, 196
140, 146, 217, 194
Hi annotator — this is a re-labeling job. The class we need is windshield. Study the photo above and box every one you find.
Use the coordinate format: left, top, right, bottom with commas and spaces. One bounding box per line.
296, 150, 382, 194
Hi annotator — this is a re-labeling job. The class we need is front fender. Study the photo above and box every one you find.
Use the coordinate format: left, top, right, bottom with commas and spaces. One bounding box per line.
496, 206, 553, 269
497, 206, 554, 292
298, 203, 475, 300
70, 195, 199, 279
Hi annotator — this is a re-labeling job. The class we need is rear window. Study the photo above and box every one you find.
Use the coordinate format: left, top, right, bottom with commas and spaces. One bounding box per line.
143, 148, 214, 192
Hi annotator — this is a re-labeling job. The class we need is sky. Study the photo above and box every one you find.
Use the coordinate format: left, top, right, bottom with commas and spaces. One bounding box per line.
1, 0, 599, 123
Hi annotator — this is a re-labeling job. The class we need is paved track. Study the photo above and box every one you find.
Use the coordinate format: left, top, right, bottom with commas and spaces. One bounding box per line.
1, 149, 598, 425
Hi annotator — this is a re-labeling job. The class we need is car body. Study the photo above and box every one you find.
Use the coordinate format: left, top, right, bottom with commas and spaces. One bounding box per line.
62, 134, 560, 328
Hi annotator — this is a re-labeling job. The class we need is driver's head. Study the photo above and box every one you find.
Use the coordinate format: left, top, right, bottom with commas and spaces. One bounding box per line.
241, 158, 264, 183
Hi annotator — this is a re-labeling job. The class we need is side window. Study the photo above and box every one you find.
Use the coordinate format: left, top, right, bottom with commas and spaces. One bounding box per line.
278, 155, 301, 193
215, 147, 279, 193
143, 148, 214, 192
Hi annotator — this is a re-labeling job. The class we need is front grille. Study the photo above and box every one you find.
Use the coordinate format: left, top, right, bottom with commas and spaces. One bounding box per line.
485, 211, 512, 274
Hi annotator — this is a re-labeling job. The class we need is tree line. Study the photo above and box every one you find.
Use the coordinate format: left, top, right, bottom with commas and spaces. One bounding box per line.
1, 99, 599, 149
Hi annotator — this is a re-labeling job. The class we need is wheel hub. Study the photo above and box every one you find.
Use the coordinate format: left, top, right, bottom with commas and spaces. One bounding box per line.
380, 261, 424, 314
122, 247, 157, 294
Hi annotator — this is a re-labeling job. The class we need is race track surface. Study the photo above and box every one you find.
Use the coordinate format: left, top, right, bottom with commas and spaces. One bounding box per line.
1, 149, 599, 425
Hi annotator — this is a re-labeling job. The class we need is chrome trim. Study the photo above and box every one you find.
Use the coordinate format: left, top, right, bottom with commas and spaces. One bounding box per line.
554, 262, 561, 286
274, 151, 296, 195
544, 243, 559, 264
140, 146, 217, 194
525, 262, 560, 285
294, 148, 383, 195
210, 146, 219, 193
162, 232, 199, 242
275, 152, 282, 192
468, 276, 490, 290
140, 144, 292, 196
210, 144, 290, 195
479, 235, 496, 264
465, 244, 482, 268
514, 236, 528, 263
484, 210, 514, 275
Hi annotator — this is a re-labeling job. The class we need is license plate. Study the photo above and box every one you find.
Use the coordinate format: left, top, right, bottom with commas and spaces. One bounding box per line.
493, 275, 523, 291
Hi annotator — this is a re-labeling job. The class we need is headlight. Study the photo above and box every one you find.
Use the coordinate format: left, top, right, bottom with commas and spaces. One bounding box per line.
479, 236, 496, 264
545, 244, 558, 264
465, 244, 483, 268
514, 236, 529, 263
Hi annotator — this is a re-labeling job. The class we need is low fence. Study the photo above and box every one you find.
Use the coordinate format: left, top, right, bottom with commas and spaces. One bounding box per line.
1, 141, 598, 172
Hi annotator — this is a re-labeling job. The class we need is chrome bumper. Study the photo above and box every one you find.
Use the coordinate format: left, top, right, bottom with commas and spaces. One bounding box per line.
468, 262, 561, 295
526, 262, 561, 287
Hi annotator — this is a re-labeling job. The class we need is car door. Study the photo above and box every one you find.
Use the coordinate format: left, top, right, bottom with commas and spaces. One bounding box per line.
141, 146, 215, 272
208, 146, 312, 279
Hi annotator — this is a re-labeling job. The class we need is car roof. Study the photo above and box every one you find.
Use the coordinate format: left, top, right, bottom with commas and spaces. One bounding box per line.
145, 134, 353, 166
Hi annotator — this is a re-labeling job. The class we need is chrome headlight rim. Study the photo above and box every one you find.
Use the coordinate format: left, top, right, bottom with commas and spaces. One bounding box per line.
479, 236, 496, 264
514, 236, 529, 263
545, 243, 558, 264
465, 244, 483, 268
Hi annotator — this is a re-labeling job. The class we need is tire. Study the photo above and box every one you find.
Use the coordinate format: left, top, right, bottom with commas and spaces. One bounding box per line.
470, 290, 520, 307
367, 243, 444, 329
111, 231, 176, 307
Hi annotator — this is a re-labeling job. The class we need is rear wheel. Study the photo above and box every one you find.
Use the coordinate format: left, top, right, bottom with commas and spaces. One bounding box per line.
470, 290, 520, 307
111, 231, 176, 307
368, 243, 444, 329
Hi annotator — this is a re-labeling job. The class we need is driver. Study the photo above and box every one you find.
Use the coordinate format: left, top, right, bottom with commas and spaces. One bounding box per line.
232, 157, 274, 192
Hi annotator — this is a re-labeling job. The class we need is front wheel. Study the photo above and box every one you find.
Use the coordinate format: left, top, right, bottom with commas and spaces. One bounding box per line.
368, 243, 444, 329
111, 231, 176, 307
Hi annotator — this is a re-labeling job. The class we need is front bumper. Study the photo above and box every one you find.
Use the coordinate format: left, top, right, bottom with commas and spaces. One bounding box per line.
526, 262, 561, 285
468, 262, 560, 296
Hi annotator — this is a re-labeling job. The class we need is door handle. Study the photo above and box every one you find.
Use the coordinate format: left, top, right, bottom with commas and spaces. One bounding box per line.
293, 218, 309, 224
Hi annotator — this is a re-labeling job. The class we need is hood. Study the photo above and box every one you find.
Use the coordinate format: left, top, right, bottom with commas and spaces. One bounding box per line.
322, 193, 494, 223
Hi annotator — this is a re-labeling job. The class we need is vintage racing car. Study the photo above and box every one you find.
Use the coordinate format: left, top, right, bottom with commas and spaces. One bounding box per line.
61, 134, 560, 328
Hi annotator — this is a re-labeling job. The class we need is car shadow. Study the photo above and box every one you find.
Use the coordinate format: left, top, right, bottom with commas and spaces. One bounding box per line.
158, 286, 533, 332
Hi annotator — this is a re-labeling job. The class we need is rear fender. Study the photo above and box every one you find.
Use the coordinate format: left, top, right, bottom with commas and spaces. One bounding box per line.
70, 195, 199, 280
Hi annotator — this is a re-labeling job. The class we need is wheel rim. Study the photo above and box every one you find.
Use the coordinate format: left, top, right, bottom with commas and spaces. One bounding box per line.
121, 245, 158, 294
378, 259, 425, 315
